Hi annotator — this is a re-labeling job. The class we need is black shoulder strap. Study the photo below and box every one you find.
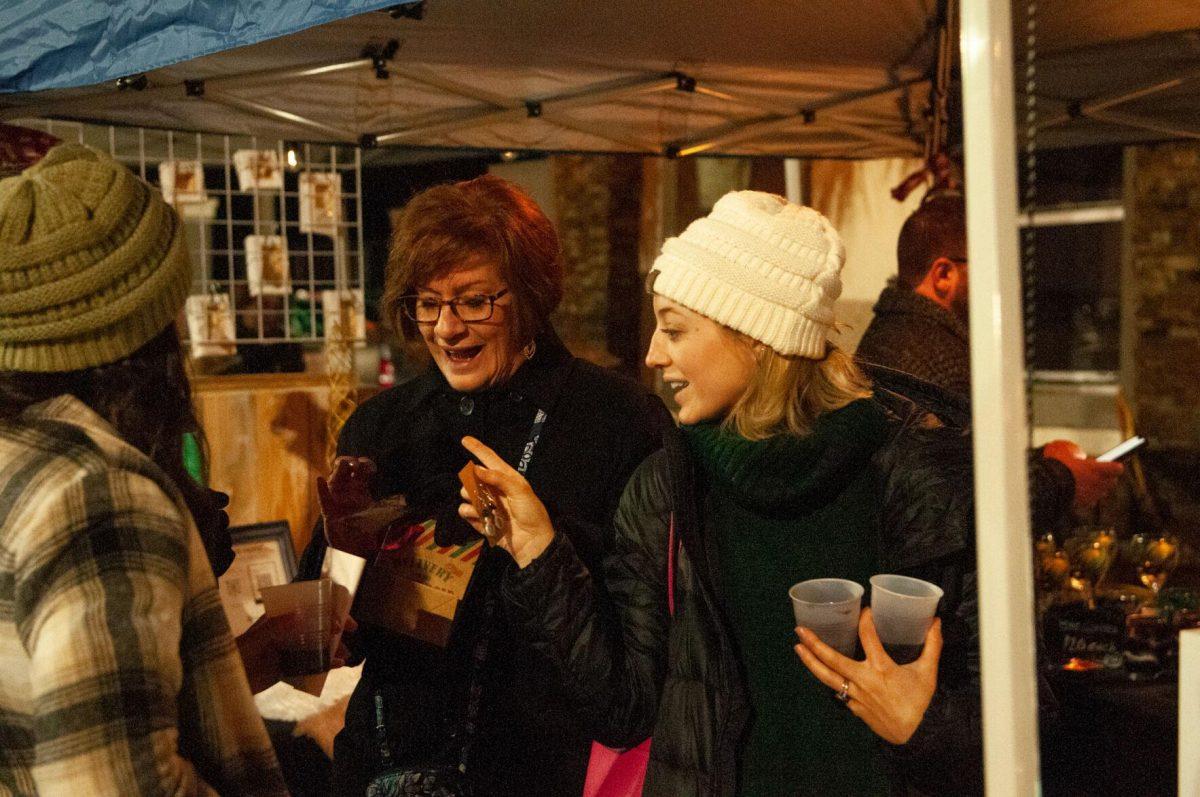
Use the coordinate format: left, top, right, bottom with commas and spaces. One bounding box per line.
661, 426, 723, 606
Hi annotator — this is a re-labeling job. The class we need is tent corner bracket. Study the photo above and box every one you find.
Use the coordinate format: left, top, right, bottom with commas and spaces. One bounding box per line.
116, 74, 148, 91
361, 39, 401, 79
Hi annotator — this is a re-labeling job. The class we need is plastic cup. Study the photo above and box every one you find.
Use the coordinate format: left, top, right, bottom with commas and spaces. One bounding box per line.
869, 574, 944, 664
260, 578, 333, 676
789, 578, 865, 656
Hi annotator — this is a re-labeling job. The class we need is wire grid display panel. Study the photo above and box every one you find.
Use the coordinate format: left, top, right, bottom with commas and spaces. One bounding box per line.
30, 119, 366, 346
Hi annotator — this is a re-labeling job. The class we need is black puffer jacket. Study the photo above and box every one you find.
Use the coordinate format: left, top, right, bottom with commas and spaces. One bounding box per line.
855, 284, 1077, 524
298, 330, 670, 796
503, 381, 1056, 797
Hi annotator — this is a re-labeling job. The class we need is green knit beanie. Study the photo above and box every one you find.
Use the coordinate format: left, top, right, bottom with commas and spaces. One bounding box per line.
0, 144, 192, 372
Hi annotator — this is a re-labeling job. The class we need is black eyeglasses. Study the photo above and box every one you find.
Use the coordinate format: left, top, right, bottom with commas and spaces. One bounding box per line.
399, 288, 510, 324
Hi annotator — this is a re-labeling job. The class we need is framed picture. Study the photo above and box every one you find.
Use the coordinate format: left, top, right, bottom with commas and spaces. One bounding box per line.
245, 234, 290, 296
321, 288, 366, 346
184, 292, 236, 358
158, 159, 207, 206
299, 171, 342, 236
233, 148, 283, 190
217, 520, 296, 636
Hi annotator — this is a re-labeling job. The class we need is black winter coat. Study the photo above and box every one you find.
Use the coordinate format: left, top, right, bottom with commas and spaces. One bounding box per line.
855, 284, 1077, 524
298, 330, 670, 796
856, 281, 973, 397
503, 379, 1058, 797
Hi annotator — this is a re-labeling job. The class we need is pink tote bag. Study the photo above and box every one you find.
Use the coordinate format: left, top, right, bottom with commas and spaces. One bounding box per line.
582, 516, 677, 797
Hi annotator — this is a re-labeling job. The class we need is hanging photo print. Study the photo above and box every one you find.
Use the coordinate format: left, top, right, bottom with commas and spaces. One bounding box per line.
185, 293, 237, 358
233, 149, 283, 190
299, 171, 342, 236
179, 197, 218, 221
321, 289, 365, 346
245, 234, 290, 296
159, 160, 207, 206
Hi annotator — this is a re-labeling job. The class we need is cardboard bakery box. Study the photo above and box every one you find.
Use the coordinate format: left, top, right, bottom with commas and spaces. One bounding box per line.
354, 518, 484, 647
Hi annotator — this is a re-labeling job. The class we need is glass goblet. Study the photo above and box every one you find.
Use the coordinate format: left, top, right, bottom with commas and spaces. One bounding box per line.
1129, 534, 1180, 596
1065, 533, 1115, 608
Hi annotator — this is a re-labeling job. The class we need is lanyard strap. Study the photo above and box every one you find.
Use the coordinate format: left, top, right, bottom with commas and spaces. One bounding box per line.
456, 404, 548, 773
515, 408, 547, 475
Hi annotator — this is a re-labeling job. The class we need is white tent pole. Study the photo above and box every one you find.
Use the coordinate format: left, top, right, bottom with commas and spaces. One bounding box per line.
1181, 629, 1200, 795
784, 158, 802, 204
959, 0, 1041, 795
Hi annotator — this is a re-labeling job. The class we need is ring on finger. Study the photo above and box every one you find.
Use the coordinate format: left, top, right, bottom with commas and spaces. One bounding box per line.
835, 679, 851, 703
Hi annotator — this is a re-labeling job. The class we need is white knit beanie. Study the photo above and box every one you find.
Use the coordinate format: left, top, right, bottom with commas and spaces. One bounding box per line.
650, 190, 844, 359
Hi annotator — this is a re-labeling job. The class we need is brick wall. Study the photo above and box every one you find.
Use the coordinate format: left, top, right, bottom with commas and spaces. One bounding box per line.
1126, 142, 1200, 549
1128, 143, 1200, 447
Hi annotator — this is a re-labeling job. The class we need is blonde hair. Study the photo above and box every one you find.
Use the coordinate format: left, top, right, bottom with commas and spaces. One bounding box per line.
722, 340, 873, 441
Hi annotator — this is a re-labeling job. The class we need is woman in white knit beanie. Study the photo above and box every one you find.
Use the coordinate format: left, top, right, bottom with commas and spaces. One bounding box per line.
458, 192, 981, 796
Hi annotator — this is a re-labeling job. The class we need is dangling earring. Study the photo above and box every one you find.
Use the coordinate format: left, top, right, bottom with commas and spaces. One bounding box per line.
522, 340, 537, 360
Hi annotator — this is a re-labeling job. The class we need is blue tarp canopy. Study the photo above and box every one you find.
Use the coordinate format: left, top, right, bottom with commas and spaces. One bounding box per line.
0, 1, 396, 94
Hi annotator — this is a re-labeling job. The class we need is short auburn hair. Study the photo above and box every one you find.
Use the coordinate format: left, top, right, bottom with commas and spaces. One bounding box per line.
381, 175, 564, 344
896, 193, 966, 289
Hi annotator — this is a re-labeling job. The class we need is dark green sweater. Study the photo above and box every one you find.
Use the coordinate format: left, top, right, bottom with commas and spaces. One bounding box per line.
682, 399, 892, 797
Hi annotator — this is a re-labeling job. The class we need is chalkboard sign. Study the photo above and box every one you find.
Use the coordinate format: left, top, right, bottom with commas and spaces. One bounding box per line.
1043, 602, 1126, 669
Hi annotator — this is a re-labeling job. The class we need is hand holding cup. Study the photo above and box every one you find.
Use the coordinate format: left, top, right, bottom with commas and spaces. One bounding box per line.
318, 456, 392, 558
243, 580, 357, 691
795, 608, 942, 745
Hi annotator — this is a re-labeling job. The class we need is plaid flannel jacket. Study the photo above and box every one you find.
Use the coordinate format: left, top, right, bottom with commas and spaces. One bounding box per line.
0, 395, 286, 796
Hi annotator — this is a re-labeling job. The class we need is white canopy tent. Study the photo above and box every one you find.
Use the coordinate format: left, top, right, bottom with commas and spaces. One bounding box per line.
4, 1, 1200, 793
3, 1, 1200, 160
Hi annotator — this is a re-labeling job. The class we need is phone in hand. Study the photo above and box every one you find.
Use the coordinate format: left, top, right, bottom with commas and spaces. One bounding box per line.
1096, 436, 1146, 462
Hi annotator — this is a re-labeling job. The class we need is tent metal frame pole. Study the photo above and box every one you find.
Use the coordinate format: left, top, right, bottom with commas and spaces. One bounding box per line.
1086, 108, 1200, 142
206, 57, 373, 88
668, 75, 927, 156
1036, 64, 1200, 130
0, 57, 374, 121
960, 0, 1041, 794
375, 106, 527, 144
539, 113, 658, 152
820, 120, 924, 154
388, 63, 519, 109
373, 73, 679, 146
203, 89, 358, 141
674, 114, 921, 158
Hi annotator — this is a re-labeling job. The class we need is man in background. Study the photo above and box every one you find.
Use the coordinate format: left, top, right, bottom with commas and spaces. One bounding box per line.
857, 192, 1122, 515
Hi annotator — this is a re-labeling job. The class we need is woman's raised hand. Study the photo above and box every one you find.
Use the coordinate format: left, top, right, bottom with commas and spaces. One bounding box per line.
316, 456, 379, 558
458, 436, 556, 568
794, 607, 942, 745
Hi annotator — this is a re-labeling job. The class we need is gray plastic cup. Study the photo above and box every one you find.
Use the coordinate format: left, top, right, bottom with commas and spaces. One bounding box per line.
869, 574, 943, 663
789, 578, 865, 656
260, 578, 333, 676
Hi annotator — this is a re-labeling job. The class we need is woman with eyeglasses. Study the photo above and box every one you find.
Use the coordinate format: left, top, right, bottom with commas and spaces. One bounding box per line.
297, 175, 670, 796
455, 192, 990, 796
